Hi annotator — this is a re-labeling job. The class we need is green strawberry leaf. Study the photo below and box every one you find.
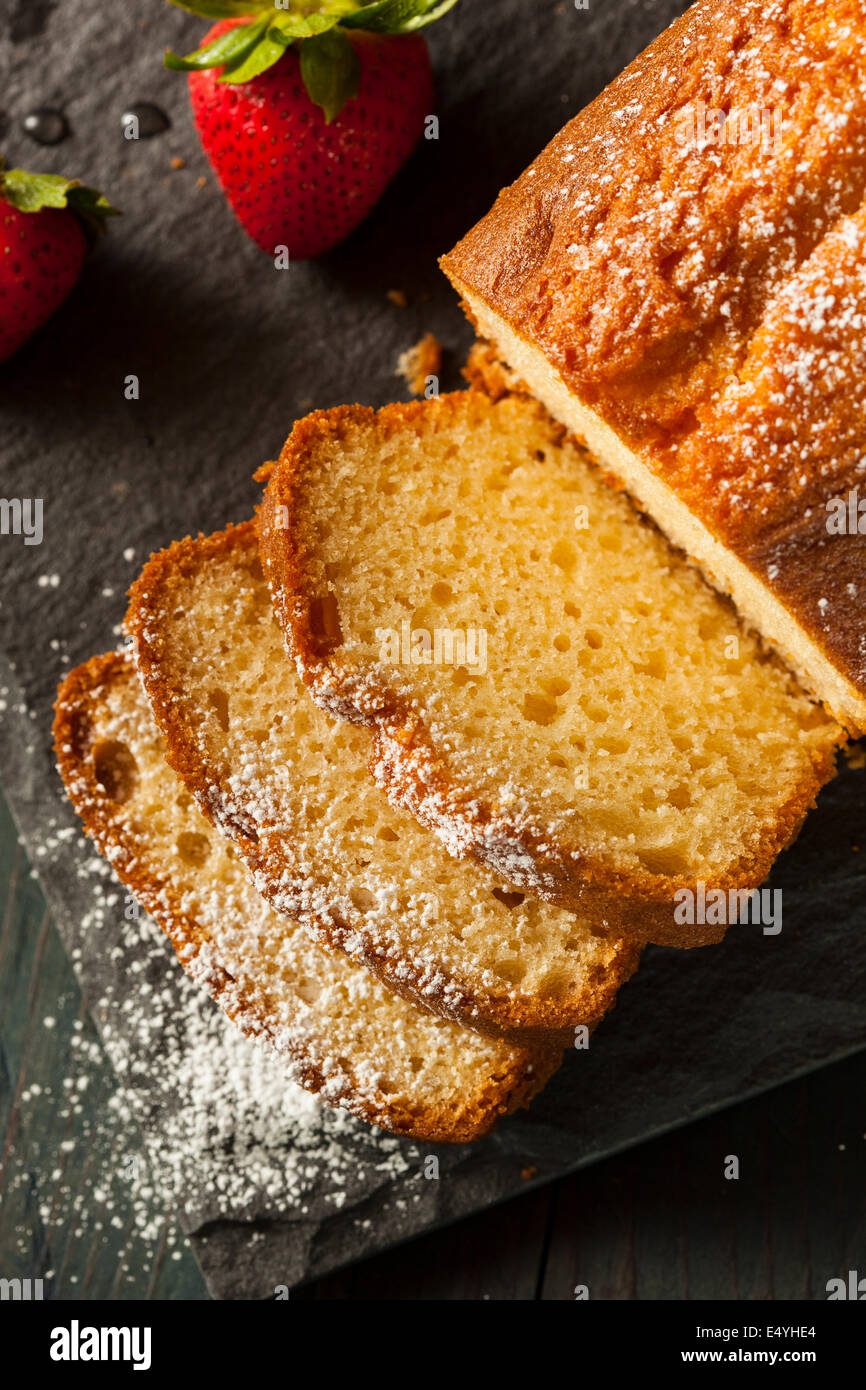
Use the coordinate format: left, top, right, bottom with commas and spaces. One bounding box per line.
163, 2, 460, 84
165, 1, 356, 19
300, 27, 360, 121
164, 9, 346, 83
218, 10, 348, 84
218, 29, 289, 81
338, 0, 459, 33
0, 162, 120, 237
166, 1, 268, 18
267, 11, 343, 46
165, 16, 269, 71
400, 0, 460, 29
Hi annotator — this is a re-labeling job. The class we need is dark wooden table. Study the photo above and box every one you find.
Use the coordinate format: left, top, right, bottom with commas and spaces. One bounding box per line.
2, 790, 863, 1301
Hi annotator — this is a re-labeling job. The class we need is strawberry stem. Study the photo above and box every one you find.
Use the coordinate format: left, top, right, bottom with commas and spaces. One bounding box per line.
0, 159, 119, 236
164, 1, 460, 117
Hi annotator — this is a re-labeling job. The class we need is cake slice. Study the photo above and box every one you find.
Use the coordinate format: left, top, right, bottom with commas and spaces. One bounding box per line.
258, 387, 843, 946
441, 0, 866, 732
53, 651, 562, 1142
125, 522, 639, 1034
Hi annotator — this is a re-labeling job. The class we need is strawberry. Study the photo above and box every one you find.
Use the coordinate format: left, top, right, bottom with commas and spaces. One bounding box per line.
0, 161, 118, 363
165, 1, 459, 259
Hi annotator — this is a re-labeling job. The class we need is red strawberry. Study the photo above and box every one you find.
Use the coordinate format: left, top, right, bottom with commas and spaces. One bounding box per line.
0, 162, 118, 363
165, 2, 459, 260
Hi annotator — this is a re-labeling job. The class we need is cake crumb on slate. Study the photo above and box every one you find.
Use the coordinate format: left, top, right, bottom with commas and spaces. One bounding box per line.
397, 332, 442, 395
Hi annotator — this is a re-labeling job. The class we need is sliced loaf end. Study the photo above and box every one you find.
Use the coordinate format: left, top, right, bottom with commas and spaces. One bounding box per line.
53, 650, 562, 1143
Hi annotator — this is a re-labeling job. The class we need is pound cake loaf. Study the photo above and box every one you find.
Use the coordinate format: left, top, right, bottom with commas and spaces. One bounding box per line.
53, 651, 562, 1141
442, 0, 866, 732
259, 388, 843, 945
125, 522, 639, 1035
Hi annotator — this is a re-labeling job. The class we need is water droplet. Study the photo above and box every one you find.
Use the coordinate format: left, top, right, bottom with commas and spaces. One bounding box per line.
121, 103, 171, 141
22, 107, 69, 146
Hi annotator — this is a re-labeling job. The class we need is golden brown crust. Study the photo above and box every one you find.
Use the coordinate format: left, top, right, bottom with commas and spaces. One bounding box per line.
53, 650, 562, 1143
125, 521, 638, 1032
461, 340, 526, 400
258, 391, 842, 948
442, 0, 866, 718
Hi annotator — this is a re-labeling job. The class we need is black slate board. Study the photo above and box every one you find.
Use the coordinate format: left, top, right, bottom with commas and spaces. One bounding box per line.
2, 0, 865, 1300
